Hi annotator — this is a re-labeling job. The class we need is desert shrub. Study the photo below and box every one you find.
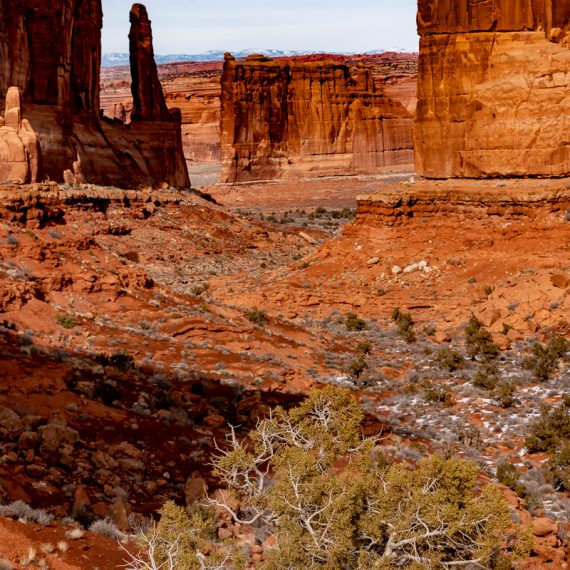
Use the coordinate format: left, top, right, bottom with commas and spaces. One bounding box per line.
139, 387, 529, 569
94, 380, 121, 406
349, 354, 368, 380
356, 341, 372, 355
473, 364, 500, 390
90, 519, 125, 540
56, 313, 78, 329
245, 308, 267, 326
391, 308, 416, 343
423, 381, 454, 407
523, 336, 569, 381
98, 350, 135, 372
434, 348, 464, 372
345, 313, 367, 332
464, 316, 500, 361
545, 445, 570, 491
497, 463, 526, 497
525, 396, 570, 453
122, 502, 236, 570
0, 501, 53, 525
493, 382, 517, 408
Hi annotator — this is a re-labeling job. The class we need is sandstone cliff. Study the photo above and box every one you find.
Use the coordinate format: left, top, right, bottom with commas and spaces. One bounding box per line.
220, 54, 414, 183
415, 0, 570, 178
0, 1, 189, 188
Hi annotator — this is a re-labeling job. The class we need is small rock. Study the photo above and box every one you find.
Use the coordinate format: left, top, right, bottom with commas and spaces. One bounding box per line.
185, 476, 208, 507
72, 485, 91, 518
391, 265, 402, 275
551, 273, 569, 289
532, 517, 558, 537
299, 231, 316, 244
367, 257, 380, 266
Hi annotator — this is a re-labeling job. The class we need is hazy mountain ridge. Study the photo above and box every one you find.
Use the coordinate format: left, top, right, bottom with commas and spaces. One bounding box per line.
102, 47, 417, 67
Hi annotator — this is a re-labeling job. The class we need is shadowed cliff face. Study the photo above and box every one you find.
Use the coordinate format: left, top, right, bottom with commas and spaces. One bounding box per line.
220, 54, 414, 183
415, 0, 570, 178
0, 0, 189, 189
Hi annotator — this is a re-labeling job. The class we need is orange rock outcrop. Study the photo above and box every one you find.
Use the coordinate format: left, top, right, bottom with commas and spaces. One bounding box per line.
220, 54, 414, 183
415, 0, 570, 178
0, 1, 189, 189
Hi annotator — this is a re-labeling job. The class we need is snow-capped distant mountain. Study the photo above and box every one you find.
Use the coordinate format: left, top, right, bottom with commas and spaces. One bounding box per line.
101, 48, 416, 68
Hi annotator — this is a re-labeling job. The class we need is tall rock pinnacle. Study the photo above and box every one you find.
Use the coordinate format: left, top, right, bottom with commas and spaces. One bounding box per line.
129, 3, 171, 122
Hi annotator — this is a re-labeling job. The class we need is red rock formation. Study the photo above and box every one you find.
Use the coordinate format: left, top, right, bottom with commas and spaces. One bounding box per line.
129, 4, 171, 122
415, 0, 570, 178
220, 54, 414, 183
0, 0, 189, 188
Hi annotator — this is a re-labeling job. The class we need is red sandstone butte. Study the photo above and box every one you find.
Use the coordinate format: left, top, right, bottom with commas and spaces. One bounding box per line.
415, 0, 570, 178
0, 1, 189, 189
220, 53, 414, 183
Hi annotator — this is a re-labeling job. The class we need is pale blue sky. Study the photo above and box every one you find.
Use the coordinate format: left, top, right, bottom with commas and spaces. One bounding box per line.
101, 0, 419, 54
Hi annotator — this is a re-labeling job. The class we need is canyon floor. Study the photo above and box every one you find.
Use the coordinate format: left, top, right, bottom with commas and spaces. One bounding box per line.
0, 171, 568, 568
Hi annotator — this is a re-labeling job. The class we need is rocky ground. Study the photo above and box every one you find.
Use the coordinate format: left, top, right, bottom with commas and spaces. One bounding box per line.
0, 174, 568, 568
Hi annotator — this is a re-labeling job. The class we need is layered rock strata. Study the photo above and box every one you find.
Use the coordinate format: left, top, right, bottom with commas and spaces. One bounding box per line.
416, 0, 570, 178
220, 54, 414, 183
0, 1, 189, 188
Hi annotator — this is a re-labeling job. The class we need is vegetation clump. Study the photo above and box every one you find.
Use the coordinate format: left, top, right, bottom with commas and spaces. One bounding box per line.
246, 307, 267, 326
525, 396, 570, 453
56, 313, 78, 329
464, 316, 500, 362
434, 348, 464, 372
345, 312, 367, 332
522, 336, 569, 381
127, 387, 529, 569
391, 308, 416, 343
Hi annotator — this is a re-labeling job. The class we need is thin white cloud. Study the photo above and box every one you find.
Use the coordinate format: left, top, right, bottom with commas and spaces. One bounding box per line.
102, 0, 418, 54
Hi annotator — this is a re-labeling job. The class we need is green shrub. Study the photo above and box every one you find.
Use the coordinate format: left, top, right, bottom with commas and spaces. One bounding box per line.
464, 316, 500, 361
56, 313, 78, 329
423, 381, 453, 407
349, 354, 368, 380
434, 348, 464, 372
493, 382, 516, 408
525, 396, 570, 453
496, 463, 525, 497
246, 307, 267, 326
356, 341, 372, 355
391, 308, 416, 343
345, 312, 367, 332
545, 444, 570, 491
523, 336, 569, 381
473, 364, 500, 390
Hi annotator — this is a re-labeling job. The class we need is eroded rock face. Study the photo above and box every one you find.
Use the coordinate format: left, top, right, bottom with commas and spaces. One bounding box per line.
415, 0, 570, 178
221, 54, 414, 183
0, 87, 39, 183
0, 1, 189, 189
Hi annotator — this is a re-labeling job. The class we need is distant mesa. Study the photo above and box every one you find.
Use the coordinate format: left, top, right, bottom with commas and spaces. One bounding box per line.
0, 1, 189, 189
220, 54, 415, 183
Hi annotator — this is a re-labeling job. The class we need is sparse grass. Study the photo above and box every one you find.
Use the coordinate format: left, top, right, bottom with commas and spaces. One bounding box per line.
0, 501, 54, 525
40, 543, 55, 555
20, 548, 37, 568
0, 558, 13, 570
65, 528, 85, 540
57, 541, 69, 553
89, 519, 125, 540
